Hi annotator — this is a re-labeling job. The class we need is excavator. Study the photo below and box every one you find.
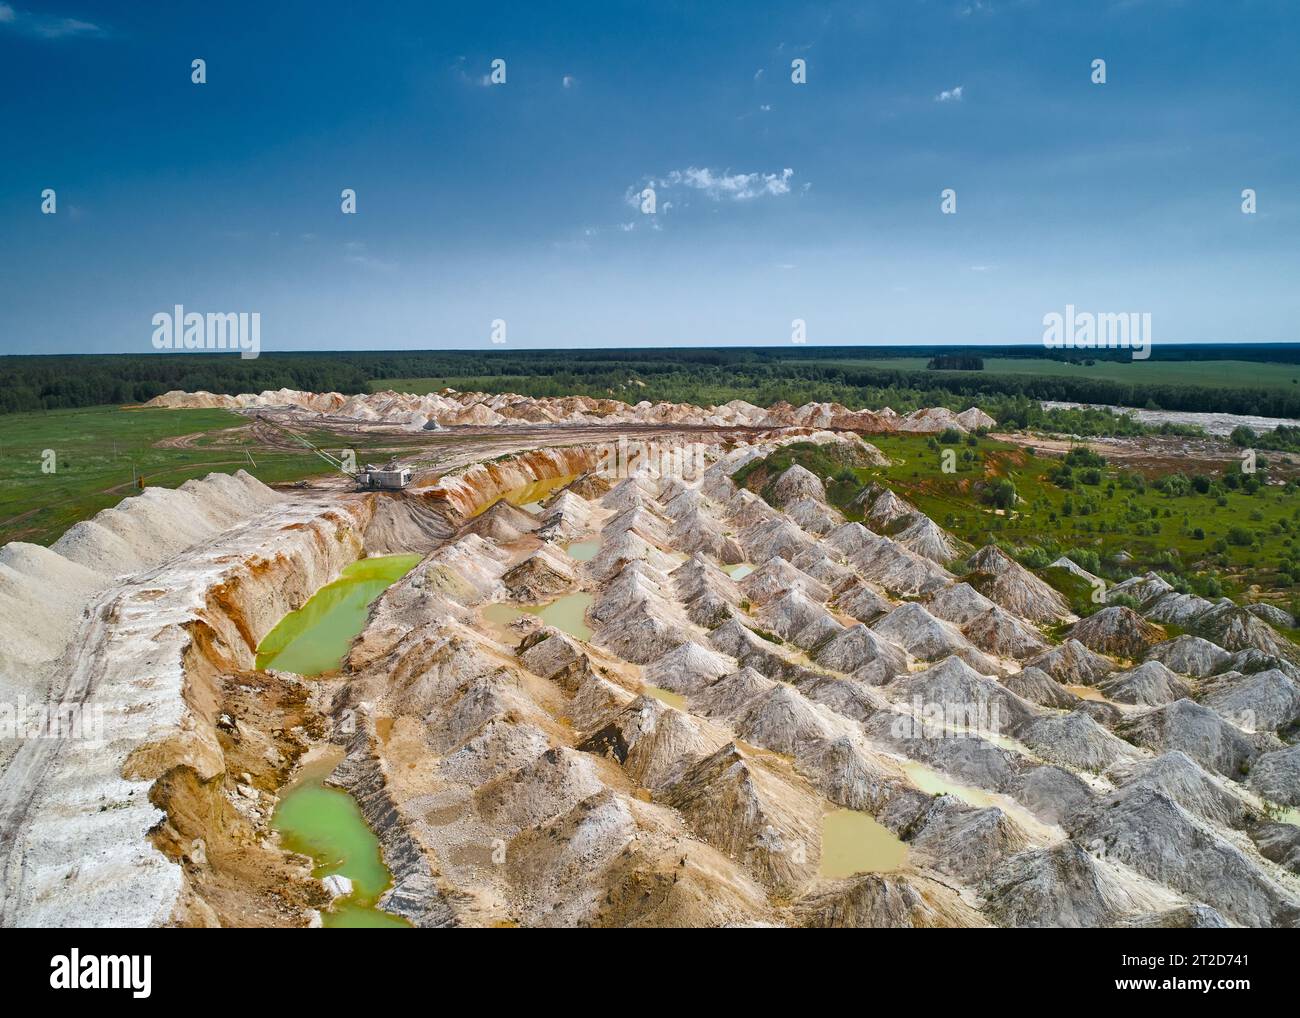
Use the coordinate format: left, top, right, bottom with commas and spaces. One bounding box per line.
252, 413, 414, 490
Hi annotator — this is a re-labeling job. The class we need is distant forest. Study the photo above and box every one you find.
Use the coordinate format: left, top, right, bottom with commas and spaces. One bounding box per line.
3, 345, 1300, 418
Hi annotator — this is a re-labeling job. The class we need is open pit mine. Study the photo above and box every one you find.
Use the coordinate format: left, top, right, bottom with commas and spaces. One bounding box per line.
2, 389, 1298, 928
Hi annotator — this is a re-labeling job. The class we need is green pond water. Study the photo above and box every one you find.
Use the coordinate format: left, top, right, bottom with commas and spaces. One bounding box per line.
272, 756, 409, 928
564, 540, 601, 561
819, 809, 909, 879
256, 554, 422, 676
723, 562, 755, 579
483, 592, 594, 641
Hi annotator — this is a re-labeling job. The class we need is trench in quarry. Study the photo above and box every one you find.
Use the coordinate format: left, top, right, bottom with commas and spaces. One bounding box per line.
253, 553, 422, 928
255, 458, 597, 927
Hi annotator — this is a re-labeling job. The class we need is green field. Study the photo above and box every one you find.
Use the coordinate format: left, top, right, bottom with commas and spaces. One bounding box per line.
0, 406, 346, 546
787, 357, 1300, 392
741, 434, 1300, 609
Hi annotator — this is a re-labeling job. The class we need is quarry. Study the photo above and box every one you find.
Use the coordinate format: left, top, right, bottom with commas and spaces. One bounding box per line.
2, 388, 1298, 928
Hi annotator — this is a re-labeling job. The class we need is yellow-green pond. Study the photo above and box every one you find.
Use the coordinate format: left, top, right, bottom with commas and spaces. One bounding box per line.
272, 755, 409, 928
256, 554, 422, 676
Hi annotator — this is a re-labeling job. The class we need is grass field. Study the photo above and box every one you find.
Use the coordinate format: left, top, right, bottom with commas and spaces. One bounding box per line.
0, 406, 357, 546
742, 434, 1300, 608
787, 357, 1300, 392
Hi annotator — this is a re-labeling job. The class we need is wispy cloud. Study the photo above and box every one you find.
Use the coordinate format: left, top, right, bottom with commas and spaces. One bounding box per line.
632, 166, 797, 205
562, 74, 576, 89
0, 4, 104, 38
935, 85, 965, 102
343, 241, 395, 271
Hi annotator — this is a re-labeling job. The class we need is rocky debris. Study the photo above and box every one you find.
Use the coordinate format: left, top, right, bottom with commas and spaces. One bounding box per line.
901, 795, 1031, 883
980, 841, 1166, 928
1249, 822, 1300, 874
755, 588, 845, 650
694, 666, 779, 717
1069, 606, 1164, 660
1068, 786, 1299, 927
863, 490, 917, 531
725, 487, 780, 529
891, 514, 963, 565
1027, 639, 1116, 685
1048, 556, 1103, 589
738, 516, 819, 564
1196, 668, 1300, 733
1002, 666, 1081, 709
1191, 601, 1299, 662
872, 603, 1002, 674
1005, 765, 1096, 826
1118, 904, 1230, 928
585, 528, 678, 582
505, 789, 770, 927
578, 696, 728, 791
1247, 744, 1300, 807
460, 499, 540, 543
1116, 699, 1258, 780
782, 497, 842, 536
964, 545, 1070, 624
927, 583, 999, 626
962, 606, 1051, 660
1143, 589, 1217, 627
1103, 752, 1252, 830
474, 746, 608, 838
536, 491, 594, 542
813, 624, 908, 684
1097, 660, 1194, 706
789, 548, 853, 586
740, 557, 828, 606
1244, 602, 1296, 629
1145, 634, 1232, 678
668, 508, 745, 564
794, 871, 988, 928
792, 735, 905, 813
1014, 710, 1139, 772
729, 684, 855, 756
642, 640, 737, 696
321, 874, 354, 899
502, 545, 577, 601
768, 464, 828, 507
1109, 571, 1173, 606
662, 743, 822, 891
829, 580, 894, 625
886, 655, 1040, 733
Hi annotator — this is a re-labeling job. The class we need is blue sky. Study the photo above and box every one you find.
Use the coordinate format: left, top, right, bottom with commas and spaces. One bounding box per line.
1, 0, 1297, 354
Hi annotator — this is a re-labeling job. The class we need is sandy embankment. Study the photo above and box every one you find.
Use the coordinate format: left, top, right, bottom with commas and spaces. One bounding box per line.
0, 472, 395, 926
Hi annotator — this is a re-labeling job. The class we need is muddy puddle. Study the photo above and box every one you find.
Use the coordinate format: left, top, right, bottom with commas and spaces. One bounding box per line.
899, 759, 1060, 841
564, 540, 600, 561
483, 591, 595, 641
819, 809, 908, 878
1064, 685, 1108, 702
256, 554, 421, 676
643, 684, 687, 709
272, 753, 409, 928
471, 474, 579, 516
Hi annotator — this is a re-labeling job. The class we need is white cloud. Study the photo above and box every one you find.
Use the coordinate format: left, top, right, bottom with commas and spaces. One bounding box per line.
0, 5, 14, 23
654, 166, 796, 201
935, 85, 964, 103
562, 74, 576, 89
